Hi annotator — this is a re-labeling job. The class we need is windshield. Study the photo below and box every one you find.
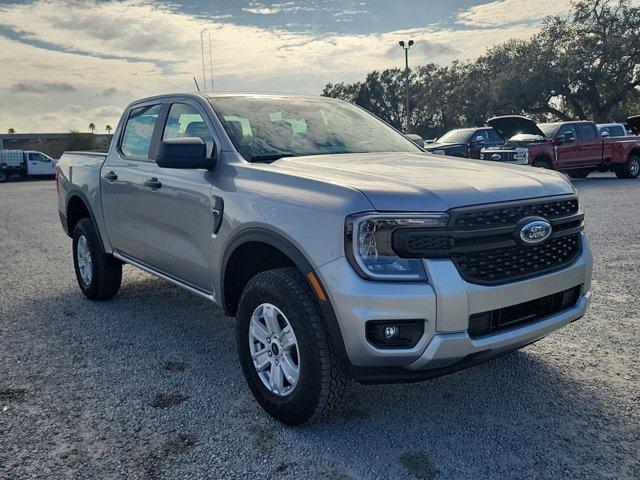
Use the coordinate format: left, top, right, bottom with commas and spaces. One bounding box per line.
436, 129, 474, 144
209, 96, 421, 161
537, 123, 561, 138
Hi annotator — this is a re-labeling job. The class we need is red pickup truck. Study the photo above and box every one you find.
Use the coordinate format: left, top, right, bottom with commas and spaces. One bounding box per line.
479, 116, 640, 179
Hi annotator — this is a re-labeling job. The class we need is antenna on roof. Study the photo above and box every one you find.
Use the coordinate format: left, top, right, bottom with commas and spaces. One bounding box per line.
193, 76, 201, 92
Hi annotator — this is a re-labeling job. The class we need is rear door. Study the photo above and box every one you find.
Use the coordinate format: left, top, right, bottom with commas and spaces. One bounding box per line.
575, 123, 602, 166
136, 99, 218, 291
101, 103, 163, 261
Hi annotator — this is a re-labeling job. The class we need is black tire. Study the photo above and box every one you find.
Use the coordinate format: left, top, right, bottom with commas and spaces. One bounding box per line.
72, 218, 122, 301
568, 169, 590, 179
236, 267, 347, 425
532, 159, 552, 169
619, 155, 640, 179
0, 171, 7, 183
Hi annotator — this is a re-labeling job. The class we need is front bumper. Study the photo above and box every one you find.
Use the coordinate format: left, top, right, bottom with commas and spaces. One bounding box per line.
316, 233, 592, 378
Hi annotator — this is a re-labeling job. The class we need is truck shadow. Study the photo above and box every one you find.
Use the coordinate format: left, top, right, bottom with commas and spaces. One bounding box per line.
24, 273, 633, 479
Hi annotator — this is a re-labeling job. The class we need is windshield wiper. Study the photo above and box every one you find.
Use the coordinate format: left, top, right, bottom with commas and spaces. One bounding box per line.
249, 153, 296, 163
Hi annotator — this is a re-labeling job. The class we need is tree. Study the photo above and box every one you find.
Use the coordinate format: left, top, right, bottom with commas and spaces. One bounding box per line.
67, 130, 95, 151
7, 128, 15, 134
88, 123, 96, 134
105, 125, 113, 134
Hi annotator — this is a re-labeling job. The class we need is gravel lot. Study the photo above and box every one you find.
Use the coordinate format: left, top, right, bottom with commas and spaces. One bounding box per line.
1, 175, 638, 480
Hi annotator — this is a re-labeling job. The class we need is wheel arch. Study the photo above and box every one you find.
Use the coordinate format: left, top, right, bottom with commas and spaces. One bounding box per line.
532, 154, 553, 168
221, 227, 350, 368
66, 191, 97, 236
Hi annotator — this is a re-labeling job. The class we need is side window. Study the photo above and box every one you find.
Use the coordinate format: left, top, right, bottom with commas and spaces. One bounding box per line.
120, 104, 161, 160
36, 153, 51, 162
577, 123, 597, 140
487, 128, 502, 144
557, 124, 578, 139
609, 125, 626, 137
163, 103, 214, 156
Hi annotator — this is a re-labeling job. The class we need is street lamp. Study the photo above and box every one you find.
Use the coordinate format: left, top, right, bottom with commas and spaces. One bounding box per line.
399, 40, 414, 133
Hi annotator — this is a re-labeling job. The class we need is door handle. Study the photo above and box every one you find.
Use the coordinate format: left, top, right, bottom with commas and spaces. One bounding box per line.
143, 177, 162, 190
104, 171, 118, 182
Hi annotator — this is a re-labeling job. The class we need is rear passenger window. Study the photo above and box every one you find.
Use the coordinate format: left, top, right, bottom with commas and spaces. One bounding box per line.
162, 103, 215, 156
120, 104, 161, 160
577, 123, 597, 140
487, 129, 502, 143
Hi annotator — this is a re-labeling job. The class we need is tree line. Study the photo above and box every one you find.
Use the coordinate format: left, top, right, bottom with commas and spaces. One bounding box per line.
323, 0, 640, 139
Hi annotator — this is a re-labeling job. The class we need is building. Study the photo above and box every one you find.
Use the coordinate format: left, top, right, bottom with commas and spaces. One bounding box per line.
0, 133, 112, 158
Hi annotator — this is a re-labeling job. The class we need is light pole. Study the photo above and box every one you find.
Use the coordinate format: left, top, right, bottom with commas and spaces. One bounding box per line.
399, 40, 414, 133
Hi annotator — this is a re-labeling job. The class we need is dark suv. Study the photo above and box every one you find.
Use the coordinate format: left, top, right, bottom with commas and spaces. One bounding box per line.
424, 127, 502, 159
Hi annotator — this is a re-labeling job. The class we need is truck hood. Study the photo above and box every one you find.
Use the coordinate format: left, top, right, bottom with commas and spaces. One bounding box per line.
423, 142, 465, 151
487, 116, 546, 140
271, 152, 574, 211
627, 115, 640, 135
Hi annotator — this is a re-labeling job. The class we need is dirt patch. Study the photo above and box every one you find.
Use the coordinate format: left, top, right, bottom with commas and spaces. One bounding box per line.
400, 452, 440, 480
163, 360, 188, 372
149, 393, 187, 409
161, 433, 197, 455
0, 388, 27, 402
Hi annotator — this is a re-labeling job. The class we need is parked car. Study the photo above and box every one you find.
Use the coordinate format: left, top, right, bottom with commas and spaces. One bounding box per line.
480, 115, 640, 179
56, 93, 592, 424
597, 123, 629, 137
423, 127, 502, 158
0, 149, 57, 182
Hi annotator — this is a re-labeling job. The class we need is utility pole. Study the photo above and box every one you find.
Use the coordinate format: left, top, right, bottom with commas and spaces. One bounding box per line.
399, 40, 414, 133
200, 29, 214, 91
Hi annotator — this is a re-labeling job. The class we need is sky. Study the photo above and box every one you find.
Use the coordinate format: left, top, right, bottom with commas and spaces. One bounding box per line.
0, 0, 578, 133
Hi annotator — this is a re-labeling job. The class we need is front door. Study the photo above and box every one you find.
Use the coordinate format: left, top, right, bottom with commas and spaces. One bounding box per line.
575, 123, 602, 166
138, 101, 219, 292
101, 103, 163, 262
26, 152, 54, 175
554, 124, 580, 169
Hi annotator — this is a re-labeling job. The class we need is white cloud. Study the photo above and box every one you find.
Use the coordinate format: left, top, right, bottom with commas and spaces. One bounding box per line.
0, 0, 541, 132
456, 0, 571, 27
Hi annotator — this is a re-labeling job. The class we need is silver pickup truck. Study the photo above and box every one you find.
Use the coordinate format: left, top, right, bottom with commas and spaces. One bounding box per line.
56, 93, 593, 424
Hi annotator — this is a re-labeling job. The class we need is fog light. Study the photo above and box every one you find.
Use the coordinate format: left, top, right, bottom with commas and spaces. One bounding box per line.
365, 320, 424, 349
384, 326, 399, 339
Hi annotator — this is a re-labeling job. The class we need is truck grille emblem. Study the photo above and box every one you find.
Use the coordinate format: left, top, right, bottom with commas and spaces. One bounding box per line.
519, 219, 552, 245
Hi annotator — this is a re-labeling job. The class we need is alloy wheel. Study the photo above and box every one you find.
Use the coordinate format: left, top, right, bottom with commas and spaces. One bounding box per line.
76, 235, 93, 285
248, 303, 300, 397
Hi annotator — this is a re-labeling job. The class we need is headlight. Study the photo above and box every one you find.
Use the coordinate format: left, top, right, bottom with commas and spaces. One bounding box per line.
345, 213, 449, 281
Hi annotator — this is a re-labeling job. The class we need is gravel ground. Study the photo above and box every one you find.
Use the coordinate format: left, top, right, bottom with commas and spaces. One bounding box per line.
0, 175, 638, 480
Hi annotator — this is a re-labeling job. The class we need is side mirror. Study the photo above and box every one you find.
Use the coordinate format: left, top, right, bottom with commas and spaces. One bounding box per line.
405, 134, 424, 149
601, 130, 610, 138
155, 137, 213, 170
562, 131, 576, 144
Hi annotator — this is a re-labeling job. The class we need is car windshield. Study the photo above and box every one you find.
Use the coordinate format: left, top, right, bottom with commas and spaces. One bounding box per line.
436, 129, 474, 144
208, 96, 421, 161
537, 123, 561, 138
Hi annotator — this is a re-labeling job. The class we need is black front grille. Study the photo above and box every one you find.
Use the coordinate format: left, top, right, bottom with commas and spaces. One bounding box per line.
481, 151, 515, 162
452, 199, 579, 230
468, 285, 582, 338
452, 233, 581, 285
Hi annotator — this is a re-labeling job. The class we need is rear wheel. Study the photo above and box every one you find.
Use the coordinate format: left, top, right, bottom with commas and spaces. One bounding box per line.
568, 169, 590, 179
532, 159, 551, 169
0, 171, 7, 183
236, 267, 347, 425
72, 218, 122, 300
619, 156, 640, 179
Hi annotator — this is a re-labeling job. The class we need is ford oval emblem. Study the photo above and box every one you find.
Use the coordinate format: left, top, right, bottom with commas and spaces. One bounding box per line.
491, 153, 502, 161
520, 220, 552, 244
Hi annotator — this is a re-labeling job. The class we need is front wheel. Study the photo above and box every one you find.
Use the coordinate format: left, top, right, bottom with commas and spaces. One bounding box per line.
618, 156, 640, 179
236, 267, 347, 425
532, 159, 551, 169
72, 218, 122, 300
568, 169, 590, 179
0, 171, 7, 183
